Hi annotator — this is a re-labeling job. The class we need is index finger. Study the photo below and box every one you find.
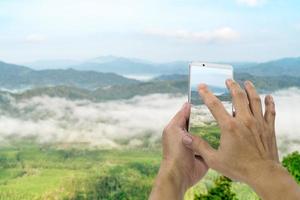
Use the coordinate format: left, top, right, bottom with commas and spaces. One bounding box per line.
198, 84, 231, 125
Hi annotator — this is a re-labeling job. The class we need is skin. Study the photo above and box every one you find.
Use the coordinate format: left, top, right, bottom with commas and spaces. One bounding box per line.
149, 79, 300, 200
149, 102, 208, 200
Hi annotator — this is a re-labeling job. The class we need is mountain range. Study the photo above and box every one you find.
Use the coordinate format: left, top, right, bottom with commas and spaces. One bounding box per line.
22, 56, 300, 77
0, 56, 299, 102
235, 57, 300, 77
0, 61, 138, 90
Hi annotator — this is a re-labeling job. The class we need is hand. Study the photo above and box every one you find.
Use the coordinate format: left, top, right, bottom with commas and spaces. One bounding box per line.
183, 80, 300, 200
149, 103, 208, 200
183, 79, 279, 182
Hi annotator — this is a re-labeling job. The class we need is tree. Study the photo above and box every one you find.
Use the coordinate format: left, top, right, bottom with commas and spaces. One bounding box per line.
195, 176, 237, 200
282, 151, 300, 184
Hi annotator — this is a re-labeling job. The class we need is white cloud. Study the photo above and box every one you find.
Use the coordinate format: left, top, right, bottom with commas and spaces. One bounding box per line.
145, 27, 240, 44
237, 0, 265, 7
0, 88, 299, 153
0, 94, 186, 148
25, 34, 47, 43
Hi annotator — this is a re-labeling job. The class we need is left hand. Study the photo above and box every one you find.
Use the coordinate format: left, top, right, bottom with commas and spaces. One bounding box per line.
149, 103, 208, 200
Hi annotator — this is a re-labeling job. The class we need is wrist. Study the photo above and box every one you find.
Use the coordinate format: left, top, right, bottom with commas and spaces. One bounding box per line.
149, 160, 187, 200
245, 160, 279, 187
246, 161, 300, 200
159, 160, 189, 192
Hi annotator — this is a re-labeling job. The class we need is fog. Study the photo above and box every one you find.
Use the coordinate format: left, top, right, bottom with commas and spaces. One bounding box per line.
0, 88, 299, 153
0, 94, 186, 148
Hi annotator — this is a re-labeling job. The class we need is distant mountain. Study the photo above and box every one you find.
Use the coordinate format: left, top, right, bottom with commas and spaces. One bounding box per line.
153, 73, 300, 92
235, 73, 300, 91
153, 74, 187, 81
237, 57, 300, 77
1, 71, 299, 103
23, 59, 82, 69
3, 80, 187, 102
2, 56, 300, 92
0, 61, 139, 89
69, 56, 189, 75
21, 56, 300, 77
88, 55, 154, 65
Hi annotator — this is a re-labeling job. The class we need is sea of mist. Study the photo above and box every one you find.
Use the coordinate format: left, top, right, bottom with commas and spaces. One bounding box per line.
0, 88, 299, 154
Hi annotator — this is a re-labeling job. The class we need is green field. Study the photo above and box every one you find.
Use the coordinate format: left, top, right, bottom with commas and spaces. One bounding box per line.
0, 125, 298, 200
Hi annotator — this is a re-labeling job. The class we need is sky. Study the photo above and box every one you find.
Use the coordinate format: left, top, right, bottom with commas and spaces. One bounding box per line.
0, 0, 300, 63
190, 66, 232, 88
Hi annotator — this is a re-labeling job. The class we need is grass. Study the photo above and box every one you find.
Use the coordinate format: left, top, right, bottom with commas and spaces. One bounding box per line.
0, 125, 261, 200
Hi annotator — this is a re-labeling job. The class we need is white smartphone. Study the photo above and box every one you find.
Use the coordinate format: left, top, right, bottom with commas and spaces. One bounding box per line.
188, 62, 233, 148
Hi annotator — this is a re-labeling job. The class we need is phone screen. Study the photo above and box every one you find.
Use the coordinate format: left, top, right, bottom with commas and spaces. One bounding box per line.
188, 63, 233, 149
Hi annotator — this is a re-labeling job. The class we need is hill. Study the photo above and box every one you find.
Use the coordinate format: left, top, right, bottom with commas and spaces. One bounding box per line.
0, 61, 139, 89
237, 57, 300, 77
71, 57, 188, 75
1, 71, 299, 103
154, 73, 300, 92
7, 80, 187, 102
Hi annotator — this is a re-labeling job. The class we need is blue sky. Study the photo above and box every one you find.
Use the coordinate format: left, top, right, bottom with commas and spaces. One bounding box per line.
0, 0, 299, 63
190, 66, 232, 89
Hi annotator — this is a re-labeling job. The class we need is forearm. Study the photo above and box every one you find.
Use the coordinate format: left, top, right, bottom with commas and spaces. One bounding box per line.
149, 163, 187, 200
247, 162, 300, 200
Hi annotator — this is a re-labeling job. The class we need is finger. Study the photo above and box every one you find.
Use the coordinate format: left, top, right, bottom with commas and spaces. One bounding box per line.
264, 95, 279, 162
272, 137, 280, 163
226, 79, 252, 118
244, 80, 263, 120
171, 102, 191, 129
198, 84, 231, 124
264, 95, 276, 128
182, 133, 217, 167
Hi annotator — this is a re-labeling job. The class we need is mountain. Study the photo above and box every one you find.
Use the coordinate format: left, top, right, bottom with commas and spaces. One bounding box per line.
21, 56, 300, 77
153, 73, 300, 92
23, 59, 82, 69
70, 56, 189, 75
153, 74, 187, 81
236, 57, 300, 77
1, 71, 300, 103
3, 80, 187, 102
0, 61, 139, 90
2, 56, 300, 92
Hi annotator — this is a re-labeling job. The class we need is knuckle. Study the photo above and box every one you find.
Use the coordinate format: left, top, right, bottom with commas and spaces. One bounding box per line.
226, 119, 237, 131
244, 117, 255, 128
270, 109, 276, 116
232, 89, 245, 98
251, 96, 261, 104
206, 99, 219, 108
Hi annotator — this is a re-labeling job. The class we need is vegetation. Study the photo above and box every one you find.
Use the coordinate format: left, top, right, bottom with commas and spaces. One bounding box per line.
0, 136, 299, 199
195, 176, 237, 200
282, 151, 300, 184
190, 125, 221, 149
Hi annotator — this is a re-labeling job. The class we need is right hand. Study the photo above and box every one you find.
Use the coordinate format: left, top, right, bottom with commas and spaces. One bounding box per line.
182, 79, 279, 184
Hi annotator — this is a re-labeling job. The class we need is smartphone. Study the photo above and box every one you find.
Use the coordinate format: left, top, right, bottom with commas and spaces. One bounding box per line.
188, 62, 233, 149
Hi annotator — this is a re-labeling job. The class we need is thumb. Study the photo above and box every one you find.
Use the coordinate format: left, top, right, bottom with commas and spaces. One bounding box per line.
182, 133, 216, 166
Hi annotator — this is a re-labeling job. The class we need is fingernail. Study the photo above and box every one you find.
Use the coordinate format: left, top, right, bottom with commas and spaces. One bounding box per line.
182, 135, 193, 145
198, 83, 207, 90
244, 80, 254, 87
226, 79, 233, 85
268, 95, 274, 102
